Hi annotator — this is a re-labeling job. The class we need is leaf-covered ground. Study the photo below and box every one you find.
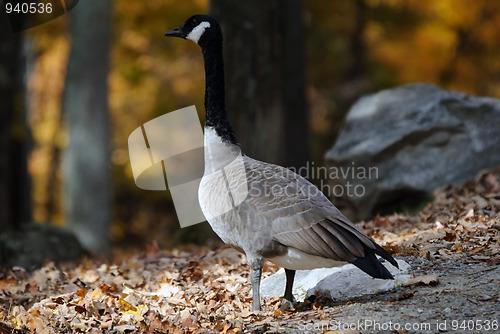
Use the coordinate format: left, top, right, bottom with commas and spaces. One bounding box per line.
1, 168, 499, 333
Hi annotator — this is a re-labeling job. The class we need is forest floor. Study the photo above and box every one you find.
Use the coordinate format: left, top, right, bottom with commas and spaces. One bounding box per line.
0, 167, 499, 334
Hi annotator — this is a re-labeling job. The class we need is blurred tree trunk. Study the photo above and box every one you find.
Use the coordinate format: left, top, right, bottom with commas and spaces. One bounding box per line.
210, 0, 309, 169
346, 0, 367, 83
337, 0, 368, 110
0, 14, 32, 228
62, 0, 112, 254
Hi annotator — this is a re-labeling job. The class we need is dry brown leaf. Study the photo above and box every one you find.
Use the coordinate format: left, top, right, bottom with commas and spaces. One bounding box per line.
486, 257, 500, 266
404, 275, 439, 287
1, 168, 499, 332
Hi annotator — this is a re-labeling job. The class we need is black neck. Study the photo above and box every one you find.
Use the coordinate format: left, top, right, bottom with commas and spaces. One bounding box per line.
200, 34, 238, 144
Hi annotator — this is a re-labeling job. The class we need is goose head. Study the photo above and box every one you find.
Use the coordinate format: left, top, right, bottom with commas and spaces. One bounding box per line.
164, 15, 221, 47
164, 15, 237, 144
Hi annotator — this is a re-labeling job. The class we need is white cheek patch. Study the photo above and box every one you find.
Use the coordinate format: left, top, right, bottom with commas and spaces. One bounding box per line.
186, 21, 211, 44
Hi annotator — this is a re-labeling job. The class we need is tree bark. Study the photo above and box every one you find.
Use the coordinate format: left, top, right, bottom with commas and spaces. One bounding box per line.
210, 0, 309, 169
62, 0, 112, 254
0, 13, 31, 228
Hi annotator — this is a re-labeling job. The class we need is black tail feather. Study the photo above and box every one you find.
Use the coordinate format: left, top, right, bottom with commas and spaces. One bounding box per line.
351, 244, 398, 279
373, 243, 399, 268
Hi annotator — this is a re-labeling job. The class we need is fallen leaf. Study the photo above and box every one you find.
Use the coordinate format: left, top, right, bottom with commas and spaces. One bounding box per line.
486, 257, 500, 266
404, 275, 439, 287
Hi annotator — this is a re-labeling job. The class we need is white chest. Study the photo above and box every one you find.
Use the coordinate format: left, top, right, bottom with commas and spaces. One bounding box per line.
198, 127, 248, 224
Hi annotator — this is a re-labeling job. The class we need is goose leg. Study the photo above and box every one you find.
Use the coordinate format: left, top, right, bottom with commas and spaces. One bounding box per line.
279, 269, 296, 310
250, 268, 262, 311
283, 269, 296, 302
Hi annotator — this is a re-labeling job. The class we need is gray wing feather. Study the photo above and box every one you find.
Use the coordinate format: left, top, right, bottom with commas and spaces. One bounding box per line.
241, 156, 375, 262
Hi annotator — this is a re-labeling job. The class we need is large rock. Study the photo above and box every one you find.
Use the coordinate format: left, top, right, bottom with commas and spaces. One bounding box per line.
325, 83, 500, 221
0, 223, 86, 269
259, 259, 410, 302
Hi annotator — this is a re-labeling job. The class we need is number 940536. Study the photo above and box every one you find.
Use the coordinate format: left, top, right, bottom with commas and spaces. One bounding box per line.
5, 2, 53, 14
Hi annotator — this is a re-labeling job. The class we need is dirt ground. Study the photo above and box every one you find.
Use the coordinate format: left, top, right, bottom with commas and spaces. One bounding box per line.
0, 168, 499, 333
246, 257, 499, 334
1, 248, 498, 334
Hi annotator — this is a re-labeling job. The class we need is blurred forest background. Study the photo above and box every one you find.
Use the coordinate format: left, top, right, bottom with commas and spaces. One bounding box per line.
1, 0, 500, 257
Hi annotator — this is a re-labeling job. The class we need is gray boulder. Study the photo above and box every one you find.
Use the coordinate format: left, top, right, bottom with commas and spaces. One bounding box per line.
0, 223, 86, 269
259, 259, 410, 302
325, 83, 500, 221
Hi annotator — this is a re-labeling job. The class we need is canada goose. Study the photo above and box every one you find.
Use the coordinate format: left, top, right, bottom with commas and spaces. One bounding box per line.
164, 15, 398, 311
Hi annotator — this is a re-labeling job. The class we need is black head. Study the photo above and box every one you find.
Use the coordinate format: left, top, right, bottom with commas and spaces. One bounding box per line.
164, 15, 221, 47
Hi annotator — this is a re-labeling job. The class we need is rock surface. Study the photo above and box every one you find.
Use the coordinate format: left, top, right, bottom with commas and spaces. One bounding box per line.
0, 223, 86, 269
325, 83, 500, 220
259, 259, 410, 301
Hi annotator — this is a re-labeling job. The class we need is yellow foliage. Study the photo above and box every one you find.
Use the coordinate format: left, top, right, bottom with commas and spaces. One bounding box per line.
24, 0, 500, 246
